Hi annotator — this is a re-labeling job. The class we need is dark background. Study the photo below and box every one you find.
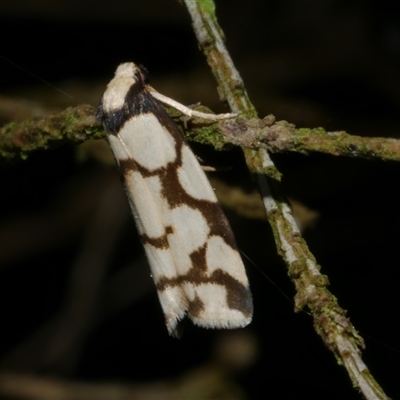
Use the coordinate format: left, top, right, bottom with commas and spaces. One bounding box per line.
0, 1, 399, 399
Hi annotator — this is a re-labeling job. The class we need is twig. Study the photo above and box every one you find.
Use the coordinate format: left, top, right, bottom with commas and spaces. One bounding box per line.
218, 116, 400, 162
3, 105, 400, 164
0, 104, 101, 161
183, 0, 390, 399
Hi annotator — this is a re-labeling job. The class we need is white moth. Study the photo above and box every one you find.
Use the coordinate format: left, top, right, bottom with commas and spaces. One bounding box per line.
97, 62, 253, 336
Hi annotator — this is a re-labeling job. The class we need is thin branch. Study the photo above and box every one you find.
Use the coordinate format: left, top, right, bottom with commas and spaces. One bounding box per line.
218, 116, 400, 162
184, 0, 256, 115
182, 1, 390, 399
0, 104, 101, 161
3, 105, 400, 164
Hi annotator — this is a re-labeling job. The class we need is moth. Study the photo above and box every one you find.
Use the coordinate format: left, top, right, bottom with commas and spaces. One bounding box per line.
97, 62, 253, 336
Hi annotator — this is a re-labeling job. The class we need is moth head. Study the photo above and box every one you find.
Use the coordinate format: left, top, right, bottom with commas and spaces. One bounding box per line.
115, 62, 149, 86
100, 62, 149, 114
